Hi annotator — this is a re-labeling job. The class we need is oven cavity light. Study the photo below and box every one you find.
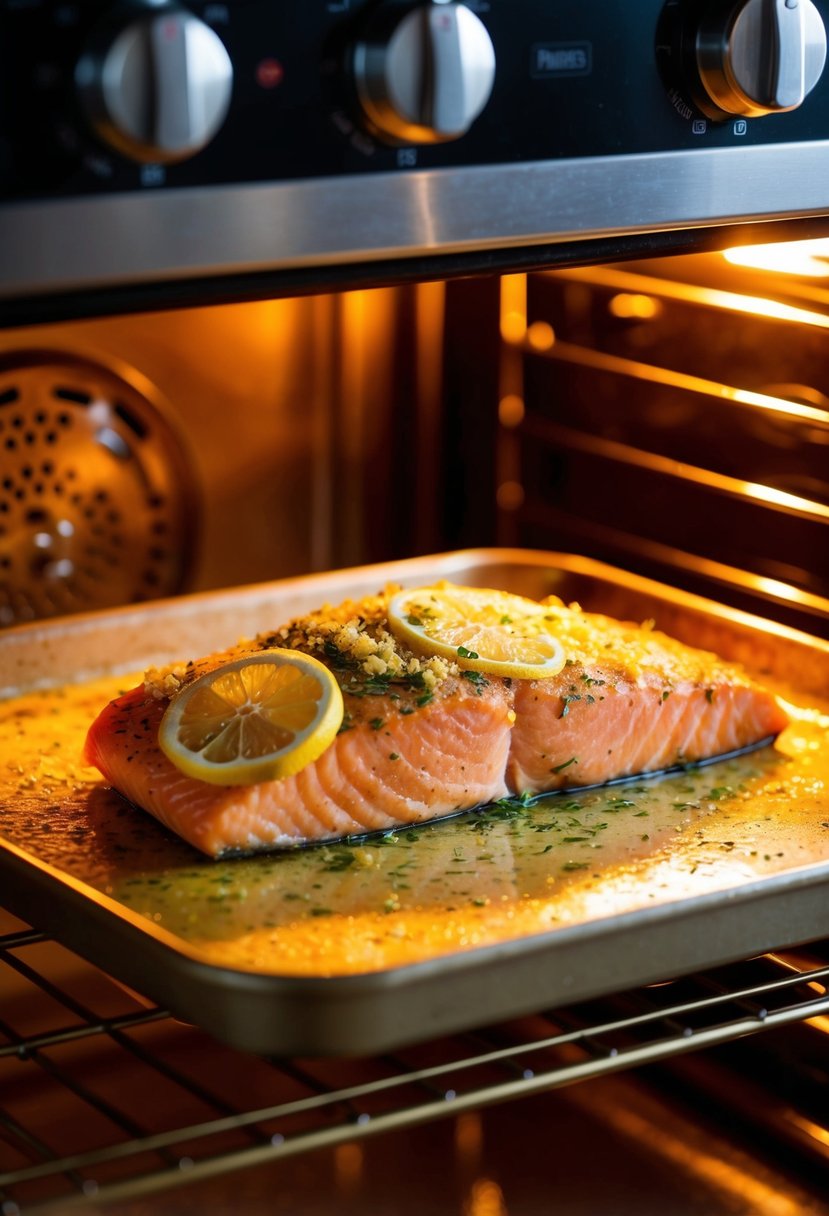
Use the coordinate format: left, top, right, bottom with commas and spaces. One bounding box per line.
724, 238, 829, 277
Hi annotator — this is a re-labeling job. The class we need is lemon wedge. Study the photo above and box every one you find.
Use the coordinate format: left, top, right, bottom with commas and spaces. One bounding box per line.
387, 584, 567, 680
158, 651, 343, 785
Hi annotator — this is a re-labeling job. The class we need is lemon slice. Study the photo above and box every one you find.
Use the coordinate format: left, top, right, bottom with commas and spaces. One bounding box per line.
387, 584, 566, 680
158, 651, 343, 786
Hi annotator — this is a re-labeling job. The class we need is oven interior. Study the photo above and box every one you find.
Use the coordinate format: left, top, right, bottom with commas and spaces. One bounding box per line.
1, 243, 829, 1213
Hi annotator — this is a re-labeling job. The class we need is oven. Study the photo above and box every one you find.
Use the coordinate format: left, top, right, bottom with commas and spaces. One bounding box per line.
1, 1, 829, 1212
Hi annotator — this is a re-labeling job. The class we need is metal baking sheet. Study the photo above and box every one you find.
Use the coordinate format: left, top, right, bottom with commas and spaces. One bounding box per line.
1, 549, 828, 1057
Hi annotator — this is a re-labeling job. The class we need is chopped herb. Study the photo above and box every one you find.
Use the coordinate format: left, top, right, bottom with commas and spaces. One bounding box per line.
322, 851, 357, 872
661, 690, 671, 702
400, 706, 415, 715
369, 717, 384, 730
389, 752, 400, 761
457, 645, 479, 660
500, 615, 512, 625
462, 670, 489, 692
323, 640, 352, 669
550, 756, 579, 774
406, 614, 423, 626
605, 798, 637, 809
417, 692, 434, 707
562, 861, 589, 871
537, 844, 555, 855
581, 674, 606, 687
472, 897, 489, 906
705, 688, 714, 704
479, 801, 527, 822
708, 786, 732, 800
562, 836, 589, 843
310, 908, 332, 917
560, 693, 581, 718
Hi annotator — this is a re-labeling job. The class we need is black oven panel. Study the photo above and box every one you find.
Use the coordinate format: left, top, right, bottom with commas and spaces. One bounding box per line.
3, 0, 829, 309
3, 0, 829, 198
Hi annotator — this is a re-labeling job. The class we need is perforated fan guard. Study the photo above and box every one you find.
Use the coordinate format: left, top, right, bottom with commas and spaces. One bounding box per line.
0, 349, 197, 626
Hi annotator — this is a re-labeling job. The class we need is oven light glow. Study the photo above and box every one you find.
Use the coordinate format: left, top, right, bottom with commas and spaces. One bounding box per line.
498, 394, 525, 428
334, 1142, 364, 1196
496, 481, 524, 511
594, 1101, 811, 1216
608, 292, 662, 319
742, 481, 829, 521
500, 274, 527, 342
526, 321, 555, 350
465, 1177, 507, 1216
724, 239, 829, 277
559, 266, 829, 329
786, 1112, 829, 1148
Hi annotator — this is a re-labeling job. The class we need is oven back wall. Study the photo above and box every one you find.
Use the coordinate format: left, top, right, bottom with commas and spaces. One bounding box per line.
0, 283, 447, 626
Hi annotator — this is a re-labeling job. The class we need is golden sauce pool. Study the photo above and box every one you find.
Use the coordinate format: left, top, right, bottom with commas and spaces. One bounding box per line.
0, 674, 827, 976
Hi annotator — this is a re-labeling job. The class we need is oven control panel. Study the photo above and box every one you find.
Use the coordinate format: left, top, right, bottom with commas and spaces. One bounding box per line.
2, 0, 829, 305
3, 0, 829, 196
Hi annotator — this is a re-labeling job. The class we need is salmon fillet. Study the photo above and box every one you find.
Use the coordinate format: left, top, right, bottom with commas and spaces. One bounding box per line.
83, 591, 789, 857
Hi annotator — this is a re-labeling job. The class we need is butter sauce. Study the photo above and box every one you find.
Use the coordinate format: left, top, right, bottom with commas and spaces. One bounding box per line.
1, 675, 827, 977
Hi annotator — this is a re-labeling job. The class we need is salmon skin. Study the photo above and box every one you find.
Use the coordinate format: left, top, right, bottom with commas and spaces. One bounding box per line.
83, 591, 789, 858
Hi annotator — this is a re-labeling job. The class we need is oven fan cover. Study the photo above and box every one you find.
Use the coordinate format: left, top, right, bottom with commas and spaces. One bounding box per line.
0, 350, 196, 627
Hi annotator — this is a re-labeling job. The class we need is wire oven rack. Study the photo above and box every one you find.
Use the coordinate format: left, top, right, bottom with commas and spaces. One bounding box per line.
1, 919, 828, 1215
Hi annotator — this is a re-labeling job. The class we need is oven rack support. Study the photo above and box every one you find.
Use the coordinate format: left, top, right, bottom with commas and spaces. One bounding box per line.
0, 928, 827, 1213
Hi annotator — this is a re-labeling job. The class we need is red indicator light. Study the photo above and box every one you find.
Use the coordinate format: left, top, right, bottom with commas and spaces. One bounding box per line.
256, 58, 284, 89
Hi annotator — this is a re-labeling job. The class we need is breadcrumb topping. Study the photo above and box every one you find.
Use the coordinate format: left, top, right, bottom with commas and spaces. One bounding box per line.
256, 586, 459, 693
143, 663, 189, 700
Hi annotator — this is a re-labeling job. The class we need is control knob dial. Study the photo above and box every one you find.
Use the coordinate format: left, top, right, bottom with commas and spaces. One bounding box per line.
75, 3, 233, 163
352, 2, 496, 143
695, 0, 827, 116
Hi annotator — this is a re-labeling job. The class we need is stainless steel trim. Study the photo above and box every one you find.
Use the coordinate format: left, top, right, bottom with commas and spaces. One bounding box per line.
3, 141, 829, 297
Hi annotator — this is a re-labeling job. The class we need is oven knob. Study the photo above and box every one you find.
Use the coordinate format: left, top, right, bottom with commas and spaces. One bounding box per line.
75, 5, 233, 164
352, 2, 495, 143
696, 0, 827, 116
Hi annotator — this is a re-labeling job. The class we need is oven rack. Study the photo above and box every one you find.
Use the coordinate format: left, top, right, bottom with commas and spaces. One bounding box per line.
1, 926, 827, 1214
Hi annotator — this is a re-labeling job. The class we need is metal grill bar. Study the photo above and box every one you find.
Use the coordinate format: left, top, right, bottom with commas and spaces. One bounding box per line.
1, 928, 828, 1214
0, 1010, 168, 1059
0, 944, 264, 1131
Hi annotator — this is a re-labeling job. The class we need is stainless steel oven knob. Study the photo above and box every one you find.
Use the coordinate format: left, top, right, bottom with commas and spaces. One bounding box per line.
696, 0, 827, 116
75, 5, 233, 163
352, 1, 495, 143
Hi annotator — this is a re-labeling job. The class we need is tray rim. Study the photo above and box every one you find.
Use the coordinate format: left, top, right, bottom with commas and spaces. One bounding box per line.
2, 548, 828, 1055
3, 546, 829, 696
3, 827, 828, 1056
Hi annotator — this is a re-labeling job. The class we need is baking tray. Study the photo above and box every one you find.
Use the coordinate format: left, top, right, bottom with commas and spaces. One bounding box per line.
1, 549, 828, 1057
